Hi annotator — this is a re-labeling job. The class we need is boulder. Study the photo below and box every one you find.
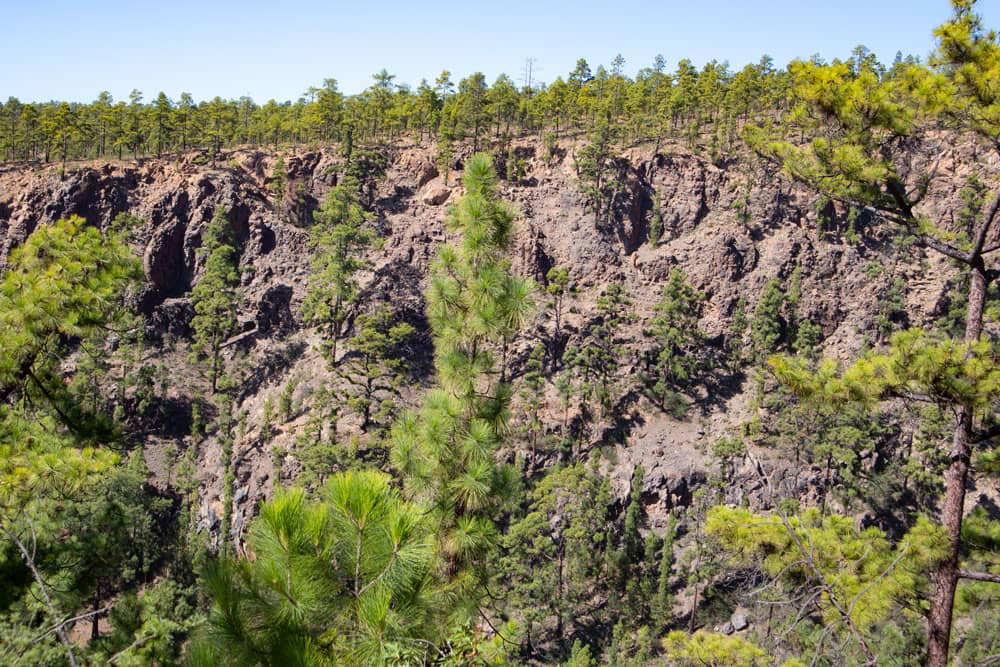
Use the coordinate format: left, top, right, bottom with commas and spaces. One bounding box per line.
416, 162, 439, 188
422, 185, 451, 206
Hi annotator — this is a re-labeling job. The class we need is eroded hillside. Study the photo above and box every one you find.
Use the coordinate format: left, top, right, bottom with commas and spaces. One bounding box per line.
0, 134, 984, 539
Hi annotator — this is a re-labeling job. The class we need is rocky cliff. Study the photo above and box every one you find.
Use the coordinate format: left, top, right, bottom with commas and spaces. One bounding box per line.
0, 134, 983, 539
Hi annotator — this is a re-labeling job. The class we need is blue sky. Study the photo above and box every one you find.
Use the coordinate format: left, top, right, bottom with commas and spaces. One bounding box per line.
4, 0, 999, 104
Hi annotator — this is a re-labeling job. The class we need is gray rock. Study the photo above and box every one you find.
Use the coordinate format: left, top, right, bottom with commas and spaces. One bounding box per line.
731, 612, 749, 631
231, 509, 244, 538
198, 505, 219, 533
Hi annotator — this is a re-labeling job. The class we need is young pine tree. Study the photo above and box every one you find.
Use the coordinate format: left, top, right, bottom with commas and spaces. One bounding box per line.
301, 176, 377, 366
620, 465, 650, 622
573, 282, 634, 417
269, 155, 286, 204
653, 514, 677, 630
644, 269, 706, 417
750, 278, 785, 363
546, 265, 571, 368
336, 305, 415, 434
189, 471, 438, 665
649, 189, 664, 245
189, 209, 240, 393
519, 342, 548, 452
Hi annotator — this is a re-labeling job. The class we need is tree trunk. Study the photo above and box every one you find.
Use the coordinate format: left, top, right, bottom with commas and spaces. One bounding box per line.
556, 542, 565, 640
924, 260, 986, 667
210, 327, 221, 394
91, 589, 101, 640
688, 583, 699, 634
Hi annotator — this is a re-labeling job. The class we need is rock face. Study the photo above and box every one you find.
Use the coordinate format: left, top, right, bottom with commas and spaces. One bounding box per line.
0, 135, 981, 541
143, 215, 187, 294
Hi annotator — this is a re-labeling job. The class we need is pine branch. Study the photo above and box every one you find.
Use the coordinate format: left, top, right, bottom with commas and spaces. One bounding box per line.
971, 189, 1000, 258
1, 521, 79, 667
958, 569, 1000, 584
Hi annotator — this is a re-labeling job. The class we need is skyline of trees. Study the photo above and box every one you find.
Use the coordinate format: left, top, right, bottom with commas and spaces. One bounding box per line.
0, 49, 817, 165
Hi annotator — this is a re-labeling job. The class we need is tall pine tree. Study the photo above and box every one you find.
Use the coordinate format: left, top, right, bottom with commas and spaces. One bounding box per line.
391, 153, 534, 626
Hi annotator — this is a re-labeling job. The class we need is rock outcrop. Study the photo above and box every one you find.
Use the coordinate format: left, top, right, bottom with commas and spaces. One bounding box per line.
0, 135, 982, 541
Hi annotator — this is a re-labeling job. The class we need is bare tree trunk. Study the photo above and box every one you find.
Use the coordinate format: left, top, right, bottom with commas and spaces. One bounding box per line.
925, 261, 986, 667
556, 543, 565, 640
90, 589, 101, 640
688, 583, 699, 634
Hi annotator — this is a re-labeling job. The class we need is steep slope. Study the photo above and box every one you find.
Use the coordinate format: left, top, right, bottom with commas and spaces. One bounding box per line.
0, 135, 979, 540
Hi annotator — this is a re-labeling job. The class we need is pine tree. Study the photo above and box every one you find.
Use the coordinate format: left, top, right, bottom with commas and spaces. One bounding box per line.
301, 176, 377, 366
576, 112, 617, 224
506, 143, 518, 181
204, 96, 235, 164
345, 148, 388, 207
662, 631, 773, 667
620, 465, 649, 621
622, 465, 646, 566
653, 515, 677, 629
436, 136, 453, 185
391, 153, 534, 625
189, 471, 437, 665
0, 215, 139, 474
792, 318, 822, 359
270, 155, 286, 204
519, 343, 548, 452
189, 209, 240, 393
563, 640, 594, 667
125, 89, 144, 159
498, 463, 612, 653
150, 92, 173, 158
573, 282, 633, 417
746, 4, 1000, 661
455, 72, 490, 151
645, 269, 705, 416
546, 266, 571, 368
707, 505, 947, 664
0, 216, 140, 667
337, 305, 414, 434
750, 278, 785, 362
649, 189, 664, 245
